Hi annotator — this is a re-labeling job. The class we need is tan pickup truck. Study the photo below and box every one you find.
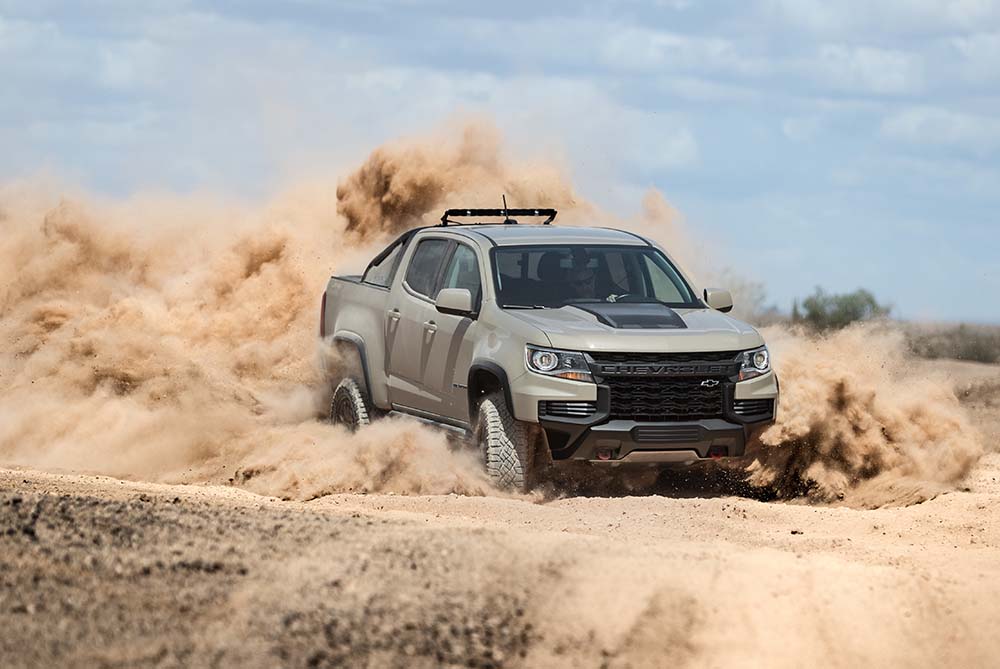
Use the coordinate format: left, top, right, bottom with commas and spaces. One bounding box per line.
321, 209, 778, 491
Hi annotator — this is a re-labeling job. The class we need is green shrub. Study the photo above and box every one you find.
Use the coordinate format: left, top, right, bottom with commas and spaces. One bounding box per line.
792, 287, 891, 331
907, 324, 1000, 364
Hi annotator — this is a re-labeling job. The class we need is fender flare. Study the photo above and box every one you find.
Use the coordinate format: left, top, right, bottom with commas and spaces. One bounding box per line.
467, 361, 515, 422
332, 332, 373, 398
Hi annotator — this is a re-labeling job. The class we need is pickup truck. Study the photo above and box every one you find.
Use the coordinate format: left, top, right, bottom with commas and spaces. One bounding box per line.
321, 208, 778, 491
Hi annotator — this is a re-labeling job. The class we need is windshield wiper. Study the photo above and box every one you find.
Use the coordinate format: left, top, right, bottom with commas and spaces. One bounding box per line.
502, 304, 551, 310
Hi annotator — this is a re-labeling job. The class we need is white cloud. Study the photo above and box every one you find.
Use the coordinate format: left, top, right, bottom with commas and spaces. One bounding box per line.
881, 106, 1000, 153
811, 44, 923, 95
781, 116, 822, 141
657, 76, 759, 102
950, 31, 1000, 81
598, 27, 768, 76
97, 39, 161, 89
764, 0, 1000, 36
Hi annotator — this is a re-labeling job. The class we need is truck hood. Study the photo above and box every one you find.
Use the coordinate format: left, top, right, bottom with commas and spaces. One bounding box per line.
507, 303, 763, 352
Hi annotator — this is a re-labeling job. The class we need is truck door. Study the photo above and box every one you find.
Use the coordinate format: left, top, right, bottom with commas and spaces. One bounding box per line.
422, 242, 482, 422
385, 237, 452, 413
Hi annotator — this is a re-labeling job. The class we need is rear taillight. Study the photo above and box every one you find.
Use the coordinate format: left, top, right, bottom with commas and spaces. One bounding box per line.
319, 291, 327, 338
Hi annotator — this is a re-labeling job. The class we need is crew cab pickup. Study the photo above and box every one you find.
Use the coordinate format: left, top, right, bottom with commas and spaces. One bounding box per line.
321, 208, 778, 491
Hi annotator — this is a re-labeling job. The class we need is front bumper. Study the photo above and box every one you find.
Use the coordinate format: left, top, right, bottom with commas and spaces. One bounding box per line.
545, 416, 772, 463
537, 373, 778, 464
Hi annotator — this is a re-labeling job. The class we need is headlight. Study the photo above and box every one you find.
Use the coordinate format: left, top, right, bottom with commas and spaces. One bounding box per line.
525, 345, 593, 382
740, 345, 770, 381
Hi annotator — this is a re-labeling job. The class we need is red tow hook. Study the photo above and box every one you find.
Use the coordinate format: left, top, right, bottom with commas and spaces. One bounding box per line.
708, 446, 728, 459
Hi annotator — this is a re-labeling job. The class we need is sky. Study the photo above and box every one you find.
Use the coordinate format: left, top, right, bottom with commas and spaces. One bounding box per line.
2, 0, 998, 322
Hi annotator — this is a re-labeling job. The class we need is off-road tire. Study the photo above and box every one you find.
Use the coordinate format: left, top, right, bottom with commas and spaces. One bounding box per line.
330, 378, 372, 431
475, 392, 536, 492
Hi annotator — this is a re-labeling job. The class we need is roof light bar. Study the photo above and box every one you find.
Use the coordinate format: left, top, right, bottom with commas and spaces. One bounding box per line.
439, 208, 558, 226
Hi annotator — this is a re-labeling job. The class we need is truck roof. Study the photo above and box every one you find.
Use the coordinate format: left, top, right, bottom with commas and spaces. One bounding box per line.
448, 225, 649, 247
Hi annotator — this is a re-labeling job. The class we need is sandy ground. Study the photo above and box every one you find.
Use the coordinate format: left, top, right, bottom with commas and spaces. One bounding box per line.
2, 361, 999, 669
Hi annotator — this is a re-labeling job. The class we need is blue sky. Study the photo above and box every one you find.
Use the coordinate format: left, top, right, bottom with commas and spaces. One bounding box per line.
2, 1, 998, 322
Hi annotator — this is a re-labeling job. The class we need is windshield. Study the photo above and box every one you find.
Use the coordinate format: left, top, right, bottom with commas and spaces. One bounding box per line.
492, 245, 701, 309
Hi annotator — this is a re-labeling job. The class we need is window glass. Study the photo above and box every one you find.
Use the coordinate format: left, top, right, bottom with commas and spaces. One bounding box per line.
404, 239, 450, 297
642, 254, 686, 302
605, 252, 629, 289
492, 245, 697, 308
440, 244, 482, 305
362, 241, 405, 288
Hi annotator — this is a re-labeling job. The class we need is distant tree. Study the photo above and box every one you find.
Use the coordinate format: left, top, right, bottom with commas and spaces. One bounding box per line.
797, 287, 891, 330
791, 299, 802, 323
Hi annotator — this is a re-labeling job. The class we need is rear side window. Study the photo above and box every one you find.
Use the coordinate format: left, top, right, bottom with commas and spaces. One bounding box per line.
440, 244, 482, 306
362, 241, 405, 288
404, 239, 451, 298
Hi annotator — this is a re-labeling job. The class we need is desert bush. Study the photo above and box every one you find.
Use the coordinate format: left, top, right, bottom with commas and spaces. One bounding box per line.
907, 324, 1000, 364
792, 287, 891, 331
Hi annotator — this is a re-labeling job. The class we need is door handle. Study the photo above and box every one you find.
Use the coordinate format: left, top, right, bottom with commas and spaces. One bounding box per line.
387, 308, 400, 321
423, 320, 437, 333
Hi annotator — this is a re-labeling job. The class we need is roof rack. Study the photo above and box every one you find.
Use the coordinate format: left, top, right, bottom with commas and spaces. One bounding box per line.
439, 207, 557, 226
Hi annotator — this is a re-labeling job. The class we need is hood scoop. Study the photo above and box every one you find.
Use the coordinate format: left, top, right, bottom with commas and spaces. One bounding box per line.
569, 303, 688, 330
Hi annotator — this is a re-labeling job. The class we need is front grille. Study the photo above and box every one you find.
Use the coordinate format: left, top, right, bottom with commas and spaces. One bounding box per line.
606, 377, 724, 421
539, 400, 597, 418
590, 351, 740, 365
733, 399, 774, 417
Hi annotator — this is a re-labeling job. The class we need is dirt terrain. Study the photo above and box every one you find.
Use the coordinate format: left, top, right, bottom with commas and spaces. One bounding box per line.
2, 360, 998, 669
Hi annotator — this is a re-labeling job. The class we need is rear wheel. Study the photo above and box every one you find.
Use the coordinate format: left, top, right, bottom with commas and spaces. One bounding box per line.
474, 392, 536, 492
330, 378, 372, 431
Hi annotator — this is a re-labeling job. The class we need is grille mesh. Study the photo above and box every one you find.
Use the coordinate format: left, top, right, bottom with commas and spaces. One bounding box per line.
606, 377, 724, 421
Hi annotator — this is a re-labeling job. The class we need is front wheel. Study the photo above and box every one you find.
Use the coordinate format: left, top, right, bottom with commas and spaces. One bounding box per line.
474, 392, 536, 492
330, 378, 373, 430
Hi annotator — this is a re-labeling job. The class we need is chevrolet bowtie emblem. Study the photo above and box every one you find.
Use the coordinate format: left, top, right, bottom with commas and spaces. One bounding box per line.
700, 379, 720, 388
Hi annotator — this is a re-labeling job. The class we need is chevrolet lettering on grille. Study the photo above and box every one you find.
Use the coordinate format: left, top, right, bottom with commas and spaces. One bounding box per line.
597, 363, 736, 377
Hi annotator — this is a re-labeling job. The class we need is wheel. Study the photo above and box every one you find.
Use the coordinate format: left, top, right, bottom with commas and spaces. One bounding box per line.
474, 392, 536, 492
330, 378, 373, 430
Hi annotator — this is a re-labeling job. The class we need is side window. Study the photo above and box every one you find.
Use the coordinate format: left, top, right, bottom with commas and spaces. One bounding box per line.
362, 241, 405, 288
642, 254, 686, 302
404, 239, 451, 298
440, 244, 482, 306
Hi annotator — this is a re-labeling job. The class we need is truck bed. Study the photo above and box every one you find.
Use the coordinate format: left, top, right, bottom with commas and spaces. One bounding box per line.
322, 275, 392, 406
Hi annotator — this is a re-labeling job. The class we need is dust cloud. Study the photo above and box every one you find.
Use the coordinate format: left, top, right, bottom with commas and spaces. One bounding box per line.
0, 121, 984, 505
336, 122, 586, 240
748, 325, 983, 505
0, 175, 494, 499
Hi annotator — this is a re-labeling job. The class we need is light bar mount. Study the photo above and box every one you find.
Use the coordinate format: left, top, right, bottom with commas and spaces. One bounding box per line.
439, 207, 557, 226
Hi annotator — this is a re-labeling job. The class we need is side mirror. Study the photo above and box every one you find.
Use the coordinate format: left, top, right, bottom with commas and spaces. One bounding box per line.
435, 288, 475, 317
703, 288, 734, 313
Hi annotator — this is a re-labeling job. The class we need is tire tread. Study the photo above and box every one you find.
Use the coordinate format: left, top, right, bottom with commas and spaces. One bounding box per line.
477, 392, 535, 491
331, 378, 371, 429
